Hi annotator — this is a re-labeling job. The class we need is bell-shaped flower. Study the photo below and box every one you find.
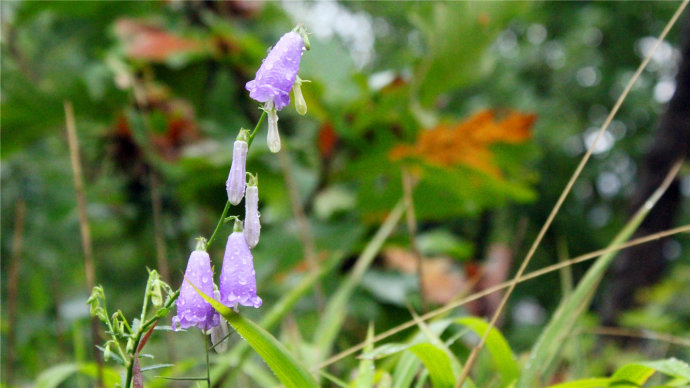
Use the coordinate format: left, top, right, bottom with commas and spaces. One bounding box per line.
245, 30, 306, 111
220, 220, 262, 310
226, 130, 249, 205
172, 240, 219, 332
244, 174, 261, 248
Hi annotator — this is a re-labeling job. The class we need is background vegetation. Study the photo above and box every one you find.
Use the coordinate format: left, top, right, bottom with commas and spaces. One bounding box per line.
2, 1, 689, 387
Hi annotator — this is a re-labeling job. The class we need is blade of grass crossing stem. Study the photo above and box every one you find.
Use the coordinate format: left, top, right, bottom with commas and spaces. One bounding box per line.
313, 200, 405, 361
353, 323, 376, 388
454, 317, 518, 388
517, 160, 683, 388
189, 280, 319, 388
209, 251, 345, 381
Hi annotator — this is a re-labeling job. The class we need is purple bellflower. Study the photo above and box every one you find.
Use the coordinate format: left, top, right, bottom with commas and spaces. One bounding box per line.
226, 130, 249, 205
244, 174, 261, 248
245, 27, 309, 153
220, 220, 262, 310
245, 30, 305, 111
172, 240, 219, 332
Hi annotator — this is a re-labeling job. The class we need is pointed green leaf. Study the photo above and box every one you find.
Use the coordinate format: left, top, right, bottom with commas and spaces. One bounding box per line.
189, 279, 319, 388
455, 317, 519, 387
639, 358, 690, 381
609, 364, 655, 387
407, 343, 455, 388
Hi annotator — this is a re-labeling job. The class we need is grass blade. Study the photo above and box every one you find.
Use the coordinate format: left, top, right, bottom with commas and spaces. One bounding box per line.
517, 161, 683, 387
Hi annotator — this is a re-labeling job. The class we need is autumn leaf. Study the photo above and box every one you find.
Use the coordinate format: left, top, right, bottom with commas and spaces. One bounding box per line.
115, 19, 204, 62
390, 109, 536, 176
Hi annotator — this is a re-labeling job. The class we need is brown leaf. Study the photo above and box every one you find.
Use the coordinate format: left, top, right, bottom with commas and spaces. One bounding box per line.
115, 19, 203, 62
383, 247, 467, 305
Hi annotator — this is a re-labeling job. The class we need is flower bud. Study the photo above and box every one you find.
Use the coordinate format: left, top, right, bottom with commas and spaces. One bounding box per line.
104, 342, 112, 361
293, 78, 307, 116
226, 132, 249, 204
244, 174, 260, 248
266, 102, 280, 153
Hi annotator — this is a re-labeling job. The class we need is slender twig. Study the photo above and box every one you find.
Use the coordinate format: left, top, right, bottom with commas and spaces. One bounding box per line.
402, 167, 427, 311
6, 199, 26, 385
64, 101, 104, 388
277, 149, 324, 310
312, 224, 690, 371
455, 2, 689, 386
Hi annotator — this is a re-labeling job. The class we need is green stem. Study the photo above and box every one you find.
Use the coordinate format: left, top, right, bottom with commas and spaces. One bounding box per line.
125, 289, 179, 388
205, 334, 211, 388
206, 201, 231, 251
247, 110, 267, 148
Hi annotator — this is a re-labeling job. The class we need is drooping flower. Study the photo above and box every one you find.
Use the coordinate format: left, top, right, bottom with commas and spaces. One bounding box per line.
245, 30, 306, 111
244, 174, 260, 248
172, 241, 219, 331
219, 220, 262, 310
226, 130, 249, 205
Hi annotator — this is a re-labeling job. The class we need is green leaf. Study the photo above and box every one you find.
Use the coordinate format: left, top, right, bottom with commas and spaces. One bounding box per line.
410, 2, 529, 106
190, 281, 319, 388
547, 378, 611, 388
609, 364, 655, 387
454, 317, 519, 387
407, 343, 456, 388
639, 358, 690, 381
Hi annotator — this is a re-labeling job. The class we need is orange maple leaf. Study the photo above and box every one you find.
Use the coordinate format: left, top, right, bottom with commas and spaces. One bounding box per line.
390, 109, 535, 176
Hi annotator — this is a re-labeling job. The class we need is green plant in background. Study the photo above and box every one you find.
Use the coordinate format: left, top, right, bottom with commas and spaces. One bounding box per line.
87, 270, 177, 388
3, 2, 690, 388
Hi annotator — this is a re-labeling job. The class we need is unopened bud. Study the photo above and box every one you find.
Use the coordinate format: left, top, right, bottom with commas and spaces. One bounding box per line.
293, 78, 307, 116
244, 175, 260, 248
226, 135, 249, 204
266, 103, 281, 153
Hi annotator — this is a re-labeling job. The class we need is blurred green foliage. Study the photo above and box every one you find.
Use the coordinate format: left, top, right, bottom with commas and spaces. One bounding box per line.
2, 1, 689, 386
